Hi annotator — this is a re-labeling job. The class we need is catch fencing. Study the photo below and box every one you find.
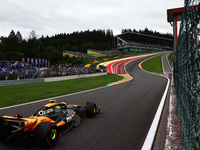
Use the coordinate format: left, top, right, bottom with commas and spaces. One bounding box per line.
174, 0, 200, 149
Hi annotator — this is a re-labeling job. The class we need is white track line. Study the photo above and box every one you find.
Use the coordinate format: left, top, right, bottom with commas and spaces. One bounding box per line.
1, 54, 153, 110
1, 54, 170, 150
141, 53, 170, 150
0, 86, 108, 111
0, 56, 143, 110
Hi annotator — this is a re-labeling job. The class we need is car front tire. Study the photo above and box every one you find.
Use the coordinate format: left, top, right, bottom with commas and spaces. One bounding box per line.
86, 102, 97, 117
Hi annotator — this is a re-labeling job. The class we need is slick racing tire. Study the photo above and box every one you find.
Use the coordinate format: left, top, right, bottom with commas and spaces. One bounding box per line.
34, 122, 59, 148
86, 102, 97, 117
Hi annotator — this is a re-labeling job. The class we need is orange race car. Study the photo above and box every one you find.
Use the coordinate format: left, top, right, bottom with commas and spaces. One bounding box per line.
0, 100, 101, 147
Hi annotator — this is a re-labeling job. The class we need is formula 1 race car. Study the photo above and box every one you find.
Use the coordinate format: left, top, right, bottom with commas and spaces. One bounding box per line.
0, 100, 101, 147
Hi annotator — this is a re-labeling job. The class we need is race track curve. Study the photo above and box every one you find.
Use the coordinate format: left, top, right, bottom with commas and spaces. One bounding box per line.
0, 55, 168, 150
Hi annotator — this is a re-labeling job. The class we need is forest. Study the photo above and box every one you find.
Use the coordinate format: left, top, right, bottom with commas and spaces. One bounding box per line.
0, 28, 173, 64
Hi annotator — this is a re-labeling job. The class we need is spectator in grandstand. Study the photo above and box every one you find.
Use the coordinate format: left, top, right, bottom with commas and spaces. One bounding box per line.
1, 60, 5, 66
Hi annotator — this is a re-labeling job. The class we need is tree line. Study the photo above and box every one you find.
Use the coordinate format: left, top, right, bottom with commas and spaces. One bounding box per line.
0, 29, 114, 64
0, 28, 173, 64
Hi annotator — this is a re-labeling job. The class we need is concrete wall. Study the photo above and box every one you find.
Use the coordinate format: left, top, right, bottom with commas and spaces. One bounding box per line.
0, 78, 44, 87
0, 72, 107, 86
44, 72, 107, 82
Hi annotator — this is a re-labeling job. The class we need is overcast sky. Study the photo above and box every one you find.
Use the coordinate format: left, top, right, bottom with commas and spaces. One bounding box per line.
0, 0, 184, 38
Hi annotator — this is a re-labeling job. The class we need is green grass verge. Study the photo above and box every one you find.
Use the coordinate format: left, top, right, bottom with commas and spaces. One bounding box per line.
0, 73, 123, 107
141, 54, 164, 73
167, 52, 174, 68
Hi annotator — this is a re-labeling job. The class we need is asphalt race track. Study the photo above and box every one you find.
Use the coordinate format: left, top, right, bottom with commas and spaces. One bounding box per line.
0, 54, 168, 150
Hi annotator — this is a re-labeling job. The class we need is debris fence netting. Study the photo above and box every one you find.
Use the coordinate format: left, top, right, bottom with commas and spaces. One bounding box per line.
173, 0, 200, 149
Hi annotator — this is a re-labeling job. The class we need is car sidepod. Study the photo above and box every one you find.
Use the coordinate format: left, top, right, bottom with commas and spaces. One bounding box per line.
56, 109, 81, 136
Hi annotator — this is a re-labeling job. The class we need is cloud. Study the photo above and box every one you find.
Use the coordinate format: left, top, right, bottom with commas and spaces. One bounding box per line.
0, 0, 184, 38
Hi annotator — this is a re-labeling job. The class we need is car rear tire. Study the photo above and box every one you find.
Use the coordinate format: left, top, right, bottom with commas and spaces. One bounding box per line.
86, 102, 97, 117
34, 122, 59, 147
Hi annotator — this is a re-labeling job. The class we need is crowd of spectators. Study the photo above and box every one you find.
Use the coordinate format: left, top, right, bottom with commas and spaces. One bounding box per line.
0, 60, 37, 80
0, 60, 36, 72
64, 51, 92, 58
64, 49, 123, 58
39, 65, 96, 78
0, 60, 101, 81
88, 49, 122, 56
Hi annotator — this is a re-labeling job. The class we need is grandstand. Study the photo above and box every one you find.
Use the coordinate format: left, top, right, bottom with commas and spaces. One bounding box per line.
63, 50, 92, 58
63, 50, 124, 58
87, 49, 123, 57
115, 32, 173, 52
87, 49, 109, 57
